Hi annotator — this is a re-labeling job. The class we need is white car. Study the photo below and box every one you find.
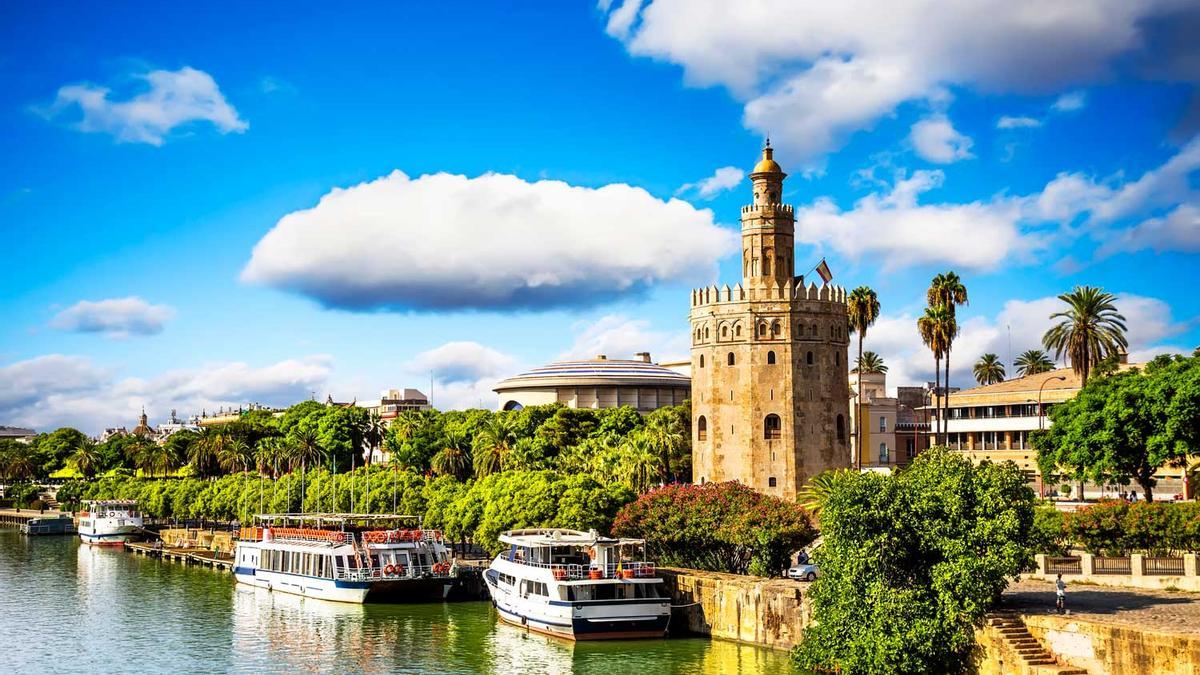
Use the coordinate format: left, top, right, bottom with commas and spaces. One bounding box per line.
787, 563, 818, 581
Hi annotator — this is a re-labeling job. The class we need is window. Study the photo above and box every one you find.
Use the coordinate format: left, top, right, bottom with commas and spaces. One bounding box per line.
879, 416, 887, 433
836, 414, 845, 442
697, 416, 708, 441
758, 323, 767, 337
906, 438, 915, 459
879, 443, 889, 463
768, 477, 777, 488
810, 324, 818, 336
806, 351, 814, 365
704, 327, 709, 339
767, 351, 776, 365
699, 354, 705, 368
721, 325, 728, 339
772, 321, 781, 337
727, 352, 735, 366
835, 352, 841, 366
764, 414, 782, 440
735, 324, 742, 337
763, 256, 772, 276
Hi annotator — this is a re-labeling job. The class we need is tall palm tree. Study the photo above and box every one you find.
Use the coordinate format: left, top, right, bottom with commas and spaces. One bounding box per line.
973, 353, 1006, 385
472, 415, 514, 478
1042, 286, 1128, 385
917, 305, 952, 443
1, 442, 37, 481
1014, 349, 1055, 377
847, 286, 881, 470
190, 429, 229, 478
643, 412, 687, 483
927, 272, 968, 437
853, 351, 888, 374
69, 439, 102, 480
431, 428, 472, 480
289, 428, 325, 507
616, 433, 663, 494
218, 438, 254, 474
361, 411, 386, 467
255, 437, 285, 478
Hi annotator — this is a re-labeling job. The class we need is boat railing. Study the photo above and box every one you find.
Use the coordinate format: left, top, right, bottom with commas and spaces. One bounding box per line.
501, 555, 658, 580
360, 529, 444, 545
244, 527, 350, 544
348, 562, 457, 581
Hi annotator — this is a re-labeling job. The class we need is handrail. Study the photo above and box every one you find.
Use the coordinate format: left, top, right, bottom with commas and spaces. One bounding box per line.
501, 555, 657, 579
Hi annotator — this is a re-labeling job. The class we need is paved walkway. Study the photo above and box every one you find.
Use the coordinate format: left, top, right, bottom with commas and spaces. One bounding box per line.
1002, 579, 1200, 635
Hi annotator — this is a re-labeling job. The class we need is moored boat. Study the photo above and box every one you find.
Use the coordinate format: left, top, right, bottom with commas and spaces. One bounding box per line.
233, 513, 459, 604
483, 528, 670, 640
78, 500, 143, 546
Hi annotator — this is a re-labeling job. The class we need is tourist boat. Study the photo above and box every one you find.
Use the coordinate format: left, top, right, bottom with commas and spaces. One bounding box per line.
77, 500, 144, 546
483, 528, 671, 640
233, 513, 460, 604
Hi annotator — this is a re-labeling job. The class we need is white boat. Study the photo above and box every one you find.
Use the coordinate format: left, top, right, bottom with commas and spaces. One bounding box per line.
77, 500, 143, 546
233, 513, 460, 604
483, 528, 671, 640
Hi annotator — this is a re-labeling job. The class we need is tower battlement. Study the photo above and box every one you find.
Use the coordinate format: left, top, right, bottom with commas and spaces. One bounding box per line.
740, 203, 794, 217
690, 280, 846, 308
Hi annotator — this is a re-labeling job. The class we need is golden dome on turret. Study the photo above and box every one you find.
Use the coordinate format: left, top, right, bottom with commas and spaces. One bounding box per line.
751, 139, 784, 175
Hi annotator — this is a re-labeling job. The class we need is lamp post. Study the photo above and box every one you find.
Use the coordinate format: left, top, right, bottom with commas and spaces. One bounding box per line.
1037, 375, 1067, 431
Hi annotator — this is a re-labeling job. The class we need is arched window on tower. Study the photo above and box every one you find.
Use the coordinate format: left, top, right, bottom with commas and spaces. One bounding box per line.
758, 323, 767, 337
721, 325, 729, 339
704, 327, 710, 339
810, 324, 818, 336
735, 324, 742, 338
806, 351, 814, 365
699, 354, 705, 368
836, 414, 846, 442
772, 321, 782, 337
727, 352, 735, 366
697, 416, 708, 442
767, 351, 776, 365
763, 255, 772, 276
764, 414, 782, 440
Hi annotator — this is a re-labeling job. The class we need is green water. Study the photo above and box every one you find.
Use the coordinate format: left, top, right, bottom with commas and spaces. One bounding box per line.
0, 531, 792, 674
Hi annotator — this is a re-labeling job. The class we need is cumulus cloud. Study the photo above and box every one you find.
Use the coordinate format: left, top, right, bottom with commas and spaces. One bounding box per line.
406, 341, 516, 384
1099, 203, 1200, 255
605, 0, 1189, 164
677, 166, 745, 199
910, 114, 974, 163
997, 115, 1042, 129
0, 355, 331, 434
242, 170, 736, 312
41, 66, 247, 146
560, 314, 690, 362
860, 292, 1188, 393
50, 297, 175, 338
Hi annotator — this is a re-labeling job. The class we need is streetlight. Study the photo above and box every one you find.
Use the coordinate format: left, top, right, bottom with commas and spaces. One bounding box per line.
1037, 375, 1068, 431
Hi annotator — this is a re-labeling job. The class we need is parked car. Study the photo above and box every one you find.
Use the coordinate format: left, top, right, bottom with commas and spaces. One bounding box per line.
787, 563, 818, 581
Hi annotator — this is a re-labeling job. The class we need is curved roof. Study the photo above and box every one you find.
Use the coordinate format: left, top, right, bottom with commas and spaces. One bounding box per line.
494, 358, 690, 392
752, 143, 784, 175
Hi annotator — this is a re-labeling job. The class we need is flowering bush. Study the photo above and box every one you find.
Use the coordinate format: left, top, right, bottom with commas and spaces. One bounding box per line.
1065, 500, 1200, 555
611, 481, 816, 576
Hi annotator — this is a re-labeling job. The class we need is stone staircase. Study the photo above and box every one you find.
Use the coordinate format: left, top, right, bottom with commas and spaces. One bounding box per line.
986, 611, 1088, 674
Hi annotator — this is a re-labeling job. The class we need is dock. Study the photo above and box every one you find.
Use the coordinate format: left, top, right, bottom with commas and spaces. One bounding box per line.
0, 508, 73, 530
125, 541, 235, 571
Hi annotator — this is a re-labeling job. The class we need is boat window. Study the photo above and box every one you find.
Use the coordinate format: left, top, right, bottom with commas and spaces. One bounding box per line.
523, 581, 549, 597
630, 583, 662, 599
566, 584, 620, 601
498, 572, 515, 587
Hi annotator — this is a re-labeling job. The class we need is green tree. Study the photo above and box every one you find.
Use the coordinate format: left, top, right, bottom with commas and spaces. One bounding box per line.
927, 272, 968, 439
793, 448, 1033, 675
33, 427, 90, 477
0, 440, 37, 482
853, 351, 887, 374
68, 439, 102, 480
643, 404, 690, 483
847, 286, 881, 470
431, 428, 472, 481
1014, 349, 1055, 377
918, 305, 954, 442
972, 353, 1006, 385
218, 438, 254, 474
472, 415, 515, 478
1042, 285, 1128, 385
361, 411, 386, 467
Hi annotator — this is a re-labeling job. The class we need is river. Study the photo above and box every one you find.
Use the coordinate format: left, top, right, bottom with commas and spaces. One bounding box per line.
0, 531, 792, 674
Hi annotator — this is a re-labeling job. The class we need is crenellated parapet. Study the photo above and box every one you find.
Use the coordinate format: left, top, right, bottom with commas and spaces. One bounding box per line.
690, 280, 846, 308
740, 203, 795, 218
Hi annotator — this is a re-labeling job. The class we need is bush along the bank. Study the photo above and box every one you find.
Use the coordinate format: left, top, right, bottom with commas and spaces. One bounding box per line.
1045, 500, 1200, 556
792, 448, 1035, 675
611, 481, 816, 577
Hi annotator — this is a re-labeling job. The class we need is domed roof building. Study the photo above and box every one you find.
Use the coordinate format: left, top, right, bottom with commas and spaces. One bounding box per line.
494, 353, 689, 412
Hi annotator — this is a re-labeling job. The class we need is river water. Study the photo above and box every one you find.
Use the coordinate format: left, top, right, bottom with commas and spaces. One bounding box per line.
0, 531, 792, 674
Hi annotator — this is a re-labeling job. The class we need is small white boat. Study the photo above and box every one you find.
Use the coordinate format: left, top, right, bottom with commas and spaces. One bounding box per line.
78, 500, 143, 546
233, 513, 459, 604
483, 528, 670, 640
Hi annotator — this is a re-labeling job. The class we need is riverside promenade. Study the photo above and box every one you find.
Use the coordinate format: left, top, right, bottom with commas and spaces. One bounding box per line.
1002, 579, 1200, 635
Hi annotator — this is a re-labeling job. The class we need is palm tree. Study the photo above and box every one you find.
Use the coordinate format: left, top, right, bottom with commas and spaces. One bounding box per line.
218, 438, 254, 474
255, 437, 285, 478
289, 428, 325, 507
1042, 286, 1128, 385
69, 440, 102, 480
642, 412, 687, 483
928, 272, 968, 438
973, 353, 1006, 385
0, 442, 37, 482
431, 428, 472, 480
1013, 349, 1055, 377
617, 433, 663, 494
189, 429, 229, 478
853, 351, 888, 374
917, 305, 952, 443
847, 286, 881, 470
361, 411, 386, 467
472, 416, 515, 478
797, 469, 853, 521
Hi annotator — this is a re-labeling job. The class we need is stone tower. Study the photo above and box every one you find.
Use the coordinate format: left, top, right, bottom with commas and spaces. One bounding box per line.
689, 142, 851, 500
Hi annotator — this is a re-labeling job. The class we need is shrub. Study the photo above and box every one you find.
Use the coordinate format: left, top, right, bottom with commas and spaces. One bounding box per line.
1064, 501, 1200, 555
612, 481, 816, 577
1029, 506, 1069, 557
1066, 500, 1129, 555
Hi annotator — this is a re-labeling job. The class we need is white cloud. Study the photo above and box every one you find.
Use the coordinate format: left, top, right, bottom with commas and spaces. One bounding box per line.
242, 170, 737, 311
406, 341, 516, 384
859, 292, 1187, 393
606, 1, 1186, 164
604, 0, 644, 39
42, 66, 247, 146
560, 314, 690, 362
677, 166, 745, 199
1099, 203, 1200, 255
0, 355, 330, 434
1051, 91, 1088, 112
50, 297, 175, 338
910, 114, 974, 163
997, 115, 1042, 129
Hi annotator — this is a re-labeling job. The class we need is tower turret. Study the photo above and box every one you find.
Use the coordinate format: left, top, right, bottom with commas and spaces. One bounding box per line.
742, 140, 795, 289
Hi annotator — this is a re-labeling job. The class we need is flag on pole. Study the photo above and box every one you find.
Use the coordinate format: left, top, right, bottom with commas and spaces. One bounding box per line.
815, 259, 833, 283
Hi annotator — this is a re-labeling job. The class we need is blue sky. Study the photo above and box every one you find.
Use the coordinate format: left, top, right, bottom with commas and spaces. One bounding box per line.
1, 1, 1198, 433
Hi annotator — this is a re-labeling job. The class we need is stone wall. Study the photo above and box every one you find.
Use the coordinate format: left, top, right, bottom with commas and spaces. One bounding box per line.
659, 567, 808, 651
1022, 614, 1200, 675
1032, 553, 1200, 593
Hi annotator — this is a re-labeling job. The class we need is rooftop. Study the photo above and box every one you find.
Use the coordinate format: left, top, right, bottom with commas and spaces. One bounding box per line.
945, 363, 1141, 405
499, 527, 644, 548
494, 356, 690, 392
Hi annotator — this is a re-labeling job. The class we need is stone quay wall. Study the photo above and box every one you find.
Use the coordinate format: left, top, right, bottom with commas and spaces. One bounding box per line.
1022, 613, 1200, 675
659, 567, 810, 651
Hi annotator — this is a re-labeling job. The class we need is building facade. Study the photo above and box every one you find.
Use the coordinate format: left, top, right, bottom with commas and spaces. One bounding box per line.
493, 353, 689, 413
849, 373, 930, 470
363, 389, 432, 422
690, 143, 852, 499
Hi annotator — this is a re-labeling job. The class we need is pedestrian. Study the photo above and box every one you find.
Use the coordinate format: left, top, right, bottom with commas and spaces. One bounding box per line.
1055, 573, 1066, 614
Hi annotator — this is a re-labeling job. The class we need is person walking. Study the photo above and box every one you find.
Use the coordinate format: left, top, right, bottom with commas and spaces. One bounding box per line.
1055, 574, 1066, 614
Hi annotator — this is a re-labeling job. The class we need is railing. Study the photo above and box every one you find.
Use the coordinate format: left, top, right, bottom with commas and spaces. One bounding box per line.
1143, 557, 1185, 575
361, 529, 443, 544
1093, 556, 1132, 575
1046, 556, 1082, 574
501, 554, 657, 580
264, 528, 349, 544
